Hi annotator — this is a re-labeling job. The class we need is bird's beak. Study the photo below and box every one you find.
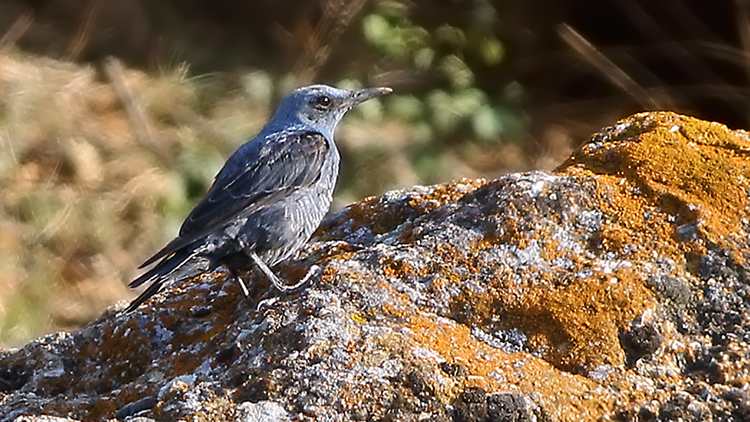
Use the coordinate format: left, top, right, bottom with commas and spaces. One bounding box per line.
349, 87, 393, 106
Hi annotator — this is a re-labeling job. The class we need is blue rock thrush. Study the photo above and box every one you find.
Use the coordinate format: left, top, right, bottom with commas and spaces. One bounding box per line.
125, 84, 392, 312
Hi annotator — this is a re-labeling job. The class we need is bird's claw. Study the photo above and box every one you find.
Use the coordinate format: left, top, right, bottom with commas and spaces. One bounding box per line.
280, 264, 320, 292
248, 251, 319, 293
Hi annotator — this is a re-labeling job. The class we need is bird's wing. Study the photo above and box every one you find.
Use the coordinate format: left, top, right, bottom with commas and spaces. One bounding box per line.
139, 131, 330, 269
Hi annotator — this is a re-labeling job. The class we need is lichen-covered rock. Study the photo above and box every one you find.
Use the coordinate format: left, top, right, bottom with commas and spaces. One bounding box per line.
2, 112, 750, 421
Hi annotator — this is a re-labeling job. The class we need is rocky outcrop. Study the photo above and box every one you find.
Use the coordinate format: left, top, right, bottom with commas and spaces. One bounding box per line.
2, 111, 750, 421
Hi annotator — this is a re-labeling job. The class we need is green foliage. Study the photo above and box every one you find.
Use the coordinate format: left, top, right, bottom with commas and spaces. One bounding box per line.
355, 0, 524, 188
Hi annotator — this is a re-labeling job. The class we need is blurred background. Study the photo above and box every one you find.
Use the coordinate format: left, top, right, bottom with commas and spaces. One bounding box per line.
1, 0, 749, 347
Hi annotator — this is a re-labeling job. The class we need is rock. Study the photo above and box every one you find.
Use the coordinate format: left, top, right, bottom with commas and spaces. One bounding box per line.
10, 417, 85, 422
2, 112, 750, 421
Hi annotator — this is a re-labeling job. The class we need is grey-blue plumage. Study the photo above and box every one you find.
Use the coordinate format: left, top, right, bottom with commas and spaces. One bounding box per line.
125, 84, 392, 312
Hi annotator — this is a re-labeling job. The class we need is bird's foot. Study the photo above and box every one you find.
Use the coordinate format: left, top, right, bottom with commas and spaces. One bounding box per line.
283, 264, 320, 291
254, 296, 279, 313
248, 251, 319, 293
251, 265, 319, 313
223, 264, 252, 297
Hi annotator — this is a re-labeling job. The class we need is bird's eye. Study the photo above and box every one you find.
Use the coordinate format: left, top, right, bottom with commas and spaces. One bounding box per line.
315, 95, 332, 108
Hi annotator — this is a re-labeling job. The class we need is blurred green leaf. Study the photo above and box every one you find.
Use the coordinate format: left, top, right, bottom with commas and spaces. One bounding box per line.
338, 79, 364, 92
378, 0, 410, 18
435, 25, 466, 49
414, 47, 435, 70
427, 90, 461, 133
439, 55, 474, 89
353, 97, 384, 121
363, 14, 390, 47
479, 37, 504, 65
412, 121, 434, 145
472, 105, 503, 140
504, 81, 525, 102
388, 95, 424, 122
452, 88, 486, 118
412, 147, 445, 183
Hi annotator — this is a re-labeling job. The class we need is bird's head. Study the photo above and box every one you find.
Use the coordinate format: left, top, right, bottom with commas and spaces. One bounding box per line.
271, 84, 392, 139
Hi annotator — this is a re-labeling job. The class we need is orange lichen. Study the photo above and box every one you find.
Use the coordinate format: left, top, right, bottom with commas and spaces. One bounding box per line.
468, 111, 750, 374
320, 264, 341, 283
444, 259, 655, 374
404, 313, 616, 422
500, 269, 655, 371
380, 256, 416, 278
560, 111, 750, 259
318, 111, 750, 418
427, 208, 656, 374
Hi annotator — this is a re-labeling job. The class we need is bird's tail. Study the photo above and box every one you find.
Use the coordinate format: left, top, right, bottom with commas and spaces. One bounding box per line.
124, 249, 207, 313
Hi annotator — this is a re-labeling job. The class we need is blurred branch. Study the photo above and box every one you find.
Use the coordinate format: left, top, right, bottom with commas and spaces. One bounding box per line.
616, 0, 726, 86
103, 57, 167, 161
0, 13, 33, 50
734, 0, 750, 127
291, 0, 369, 83
557, 23, 667, 110
66, 0, 101, 61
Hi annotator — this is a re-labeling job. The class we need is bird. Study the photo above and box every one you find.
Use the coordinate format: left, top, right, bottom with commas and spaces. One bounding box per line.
124, 84, 392, 312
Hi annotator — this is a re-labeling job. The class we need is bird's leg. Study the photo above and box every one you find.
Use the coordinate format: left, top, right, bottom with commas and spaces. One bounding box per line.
251, 266, 318, 314
248, 252, 317, 292
225, 266, 251, 297
235, 273, 251, 297
248, 252, 285, 290
295, 264, 320, 288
